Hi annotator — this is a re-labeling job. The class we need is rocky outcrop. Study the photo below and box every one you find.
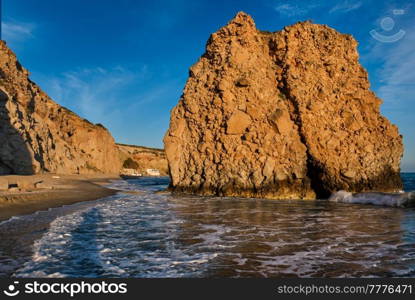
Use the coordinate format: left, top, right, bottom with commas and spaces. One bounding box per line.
164, 12, 403, 199
0, 41, 121, 175
117, 143, 168, 175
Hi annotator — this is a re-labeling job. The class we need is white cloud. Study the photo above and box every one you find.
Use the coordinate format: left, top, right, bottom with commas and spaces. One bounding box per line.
274, 1, 321, 17
2, 20, 36, 43
44, 66, 145, 124
377, 30, 415, 108
275, 4, 305, 17
274, 2, 319, 17
330, 1, 362, 13
372, 25, 415, 172
273, 1, 362, 17
36, 65, 182, 145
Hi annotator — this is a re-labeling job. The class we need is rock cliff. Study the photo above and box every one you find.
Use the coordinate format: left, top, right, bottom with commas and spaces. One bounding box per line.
0, 41, 121, 175
117, 143, 168, 175
164, 12, 403, 199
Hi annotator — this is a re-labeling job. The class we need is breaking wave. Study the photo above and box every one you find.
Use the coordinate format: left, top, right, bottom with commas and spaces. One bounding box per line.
329, 191, 415, 207
0, 174, 414, 277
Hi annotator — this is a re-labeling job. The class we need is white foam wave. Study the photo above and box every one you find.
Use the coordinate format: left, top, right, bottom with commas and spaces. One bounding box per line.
14, 181, 217, 278
7, 177, 415, 278
329, 190, 415, 207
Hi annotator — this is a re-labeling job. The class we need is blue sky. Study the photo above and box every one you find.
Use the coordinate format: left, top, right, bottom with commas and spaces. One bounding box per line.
2, 0, 414, 171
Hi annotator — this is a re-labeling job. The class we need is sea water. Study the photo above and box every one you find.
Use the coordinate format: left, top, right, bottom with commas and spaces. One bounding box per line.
0, 174, 414, 277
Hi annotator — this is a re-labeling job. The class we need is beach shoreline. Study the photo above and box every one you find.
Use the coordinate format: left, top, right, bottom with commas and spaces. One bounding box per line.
0, 174, 121, 222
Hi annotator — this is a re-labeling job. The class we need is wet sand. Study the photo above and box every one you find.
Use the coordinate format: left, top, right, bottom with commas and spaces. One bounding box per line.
0, 174, 120, 222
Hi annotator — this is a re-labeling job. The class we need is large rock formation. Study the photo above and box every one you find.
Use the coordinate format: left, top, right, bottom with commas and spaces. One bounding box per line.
0, 41, 121, 175
164, 12, 403, 199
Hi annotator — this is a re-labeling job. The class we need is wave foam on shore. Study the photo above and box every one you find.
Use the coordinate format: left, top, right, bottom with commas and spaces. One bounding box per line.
329, 190, 415, 207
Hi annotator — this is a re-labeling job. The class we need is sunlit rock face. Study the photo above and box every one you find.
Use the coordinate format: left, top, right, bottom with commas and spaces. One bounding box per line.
0, 41, 121, 175
164, 12, 403, 199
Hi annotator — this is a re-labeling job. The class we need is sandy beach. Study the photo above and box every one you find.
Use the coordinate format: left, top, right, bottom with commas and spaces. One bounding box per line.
0, 174, 120, 222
